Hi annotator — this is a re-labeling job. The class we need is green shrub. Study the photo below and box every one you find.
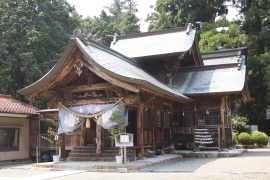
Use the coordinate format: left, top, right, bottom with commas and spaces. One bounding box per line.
238, 132, 253, 145
232, 132, 238, 145
251, 131, 268, 145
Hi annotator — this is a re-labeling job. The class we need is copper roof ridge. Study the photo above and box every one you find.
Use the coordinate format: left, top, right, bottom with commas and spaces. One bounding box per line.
201, 47, 247, 55
0, 94, 12, 98
117, 27, 188, 40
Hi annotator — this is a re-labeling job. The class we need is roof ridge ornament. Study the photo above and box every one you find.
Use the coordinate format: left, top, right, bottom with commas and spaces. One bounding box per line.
112, 33, 118, 45
186, 23, 192, 35
72, 28, 88, 45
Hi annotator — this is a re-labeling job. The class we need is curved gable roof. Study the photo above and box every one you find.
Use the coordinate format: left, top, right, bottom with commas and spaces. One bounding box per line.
77, 38, 192, 102
18, 35, 192, 102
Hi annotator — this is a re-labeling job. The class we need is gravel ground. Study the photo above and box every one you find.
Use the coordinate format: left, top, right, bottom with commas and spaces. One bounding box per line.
1, 148, 270, 180
0, 163, 53, 179
136, 148, 270, 173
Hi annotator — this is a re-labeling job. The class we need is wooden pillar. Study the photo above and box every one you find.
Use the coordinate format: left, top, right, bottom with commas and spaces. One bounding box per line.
150, 103, 155, 150
137, 103, 144, 155
59, 133, 66, 158
193, 100, 198, 126
220, 97, 226, 149
169, 101, 174, 145
96, 125, 101, 154
162, 106, 165, 150
81, 121, 86, 146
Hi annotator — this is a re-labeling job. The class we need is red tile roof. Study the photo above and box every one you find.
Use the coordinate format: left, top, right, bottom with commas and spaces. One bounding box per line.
0, 94, 38, 114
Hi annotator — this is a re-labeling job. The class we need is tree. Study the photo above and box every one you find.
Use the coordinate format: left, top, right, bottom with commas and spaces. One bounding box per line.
41, 115, 61, 155
199, 16, 248, 52
146, 0, 228, 31
79, 0, 140, 46
0, 0, 79, 100
108, 104, 128, 147
234, 0, 270, 133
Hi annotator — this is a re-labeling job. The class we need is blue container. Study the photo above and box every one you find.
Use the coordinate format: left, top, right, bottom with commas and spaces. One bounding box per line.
41, 154, 50, 161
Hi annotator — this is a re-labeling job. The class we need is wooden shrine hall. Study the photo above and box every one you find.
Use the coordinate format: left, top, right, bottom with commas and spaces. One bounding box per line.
18, 26, 250, 161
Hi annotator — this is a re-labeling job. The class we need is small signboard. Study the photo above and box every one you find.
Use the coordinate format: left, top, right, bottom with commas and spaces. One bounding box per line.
115, 133, 133, 147
120, 135, 129, 143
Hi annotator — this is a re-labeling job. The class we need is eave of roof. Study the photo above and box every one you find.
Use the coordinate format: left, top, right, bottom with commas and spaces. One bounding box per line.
17, 39, 77, 96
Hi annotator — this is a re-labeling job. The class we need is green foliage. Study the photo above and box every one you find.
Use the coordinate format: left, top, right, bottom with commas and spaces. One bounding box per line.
199, 17, 248, 52
0, 0, 79, 98
146, 0, 226, 31
79, 0, 140, 46
232, 132, 239, 145
41, 116, 61, 147
235, 0, 270, 132
231, 115, 251, 134
251, 131, 268, 145
238, 132, 253, 145
108, 104, 128, 141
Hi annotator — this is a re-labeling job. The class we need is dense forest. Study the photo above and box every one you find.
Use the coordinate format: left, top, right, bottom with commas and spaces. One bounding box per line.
1, 0, 270, 132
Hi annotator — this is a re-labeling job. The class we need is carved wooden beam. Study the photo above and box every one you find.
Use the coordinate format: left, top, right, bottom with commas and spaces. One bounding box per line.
141, 94, 155, 104
53, 83, 117, 94
71, 95, 140, 106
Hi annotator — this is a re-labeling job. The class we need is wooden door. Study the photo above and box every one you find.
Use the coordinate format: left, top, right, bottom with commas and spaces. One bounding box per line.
85, 119, 96, 145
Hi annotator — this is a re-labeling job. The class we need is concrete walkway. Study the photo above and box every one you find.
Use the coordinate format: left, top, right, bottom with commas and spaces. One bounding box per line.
33, 149, 246, 172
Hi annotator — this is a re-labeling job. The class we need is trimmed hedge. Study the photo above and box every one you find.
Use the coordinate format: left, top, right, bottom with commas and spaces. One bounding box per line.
238, 132, 253, 145
251, 131, 268, 145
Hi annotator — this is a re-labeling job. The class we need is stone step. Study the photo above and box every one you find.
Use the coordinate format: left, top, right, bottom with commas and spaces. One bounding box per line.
67, 156, 134, 162
68, 152, 135, 157
67, 156, 116, 162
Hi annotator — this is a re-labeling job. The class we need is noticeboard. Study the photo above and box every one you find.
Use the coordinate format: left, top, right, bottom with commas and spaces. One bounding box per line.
115, 133, 134, 147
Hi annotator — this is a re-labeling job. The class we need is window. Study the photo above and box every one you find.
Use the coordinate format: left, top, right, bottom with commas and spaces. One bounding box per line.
143, 108, 150, 128
155, 111, 162, 128
163, 111, 170, 128
0, 129, 19, 151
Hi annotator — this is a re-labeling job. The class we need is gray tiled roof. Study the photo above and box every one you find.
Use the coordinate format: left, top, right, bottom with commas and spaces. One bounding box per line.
170, 65, 246, 95
77, 38, 192, 101
110, 28, 196, 58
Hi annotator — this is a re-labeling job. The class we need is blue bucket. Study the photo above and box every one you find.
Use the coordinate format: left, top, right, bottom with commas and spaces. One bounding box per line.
41, 154, 50, 161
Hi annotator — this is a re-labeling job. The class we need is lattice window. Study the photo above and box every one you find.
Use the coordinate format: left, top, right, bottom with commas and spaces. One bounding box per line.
155, 110, 162, 128
163, 111, 170, 128
143, 108, 150, 129
173, 111, 194, 126
197, 109, 221, 125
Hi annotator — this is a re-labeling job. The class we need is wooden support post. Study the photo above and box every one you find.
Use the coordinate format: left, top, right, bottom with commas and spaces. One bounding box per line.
59, 133, 66, 158
150, 105, 155, 151
162, 107, 165, 151
137, 103, 144, 155
81, 121, 86, 146
96, 125, 101, 154
220, 97, 226, 149
170, 101, 174, 145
